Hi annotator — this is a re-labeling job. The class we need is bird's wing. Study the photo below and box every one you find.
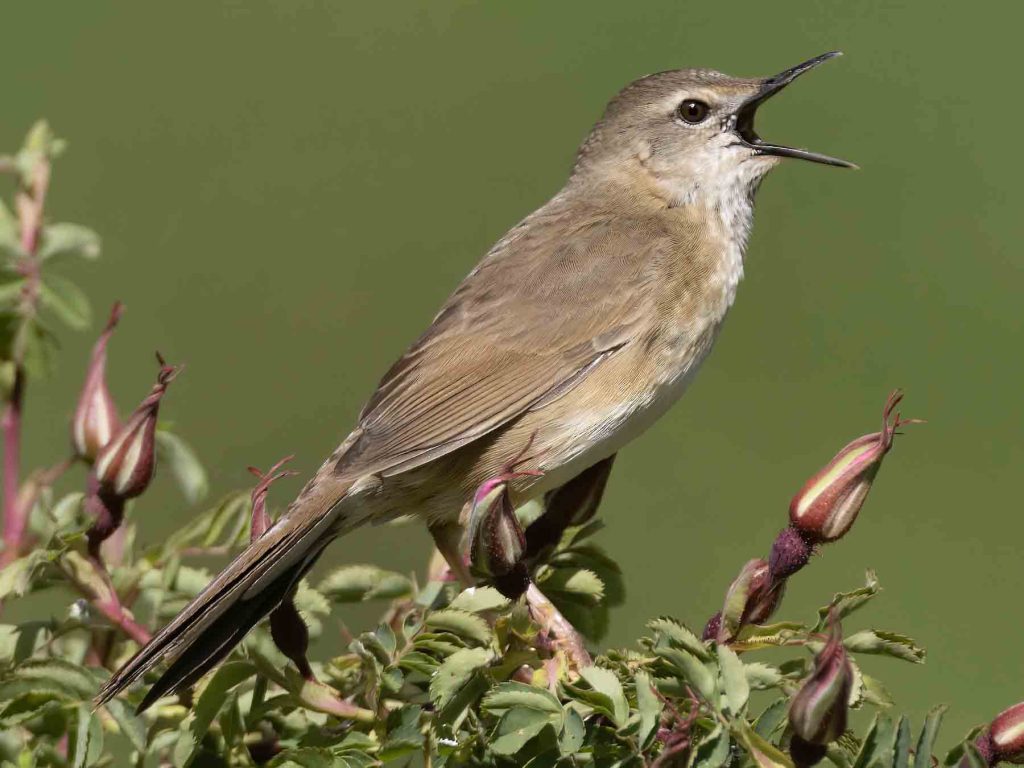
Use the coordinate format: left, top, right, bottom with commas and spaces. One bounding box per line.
335, 203, 656, 480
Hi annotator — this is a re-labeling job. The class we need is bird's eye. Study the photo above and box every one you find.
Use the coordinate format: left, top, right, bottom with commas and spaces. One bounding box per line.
677, 99, 710, 124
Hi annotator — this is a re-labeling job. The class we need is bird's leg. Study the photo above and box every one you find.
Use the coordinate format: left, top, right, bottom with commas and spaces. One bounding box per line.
525, 582, 592, 673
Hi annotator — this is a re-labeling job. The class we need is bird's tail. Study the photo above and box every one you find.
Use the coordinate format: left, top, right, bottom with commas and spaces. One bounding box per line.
94, 482, 353, 713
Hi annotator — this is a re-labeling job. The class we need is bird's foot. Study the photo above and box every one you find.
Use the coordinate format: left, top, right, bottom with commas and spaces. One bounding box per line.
525, 582, 591, 678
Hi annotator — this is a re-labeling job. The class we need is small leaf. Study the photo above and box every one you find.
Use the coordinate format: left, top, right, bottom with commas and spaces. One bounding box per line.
655, 646, 716, 701
914, 706, 948, 768
717, 644, 749, 714
429, 647, 492, 709
38, 273, 91, 330
845, 630, 925, 664
450, 585, 510, 613
541, 567, 604, 603
745, 662, 784, 691
734, 721, 795, 768
695, 726, 732, 768
861, 674, 895, 708
559, 705, 586, 755
155, 430, 209, 504
578, 665, 628, 728
895, 716, 913, 768
39, 223, 101, 263
814, 570, 880, 631
635, 671, 662, 750
173, 660, 256, 767
754, 698, 789, 739
102, 697, 147, 753
0, 549, 56, 602
648, 617, 711, 659
490, 707, 555, 756
853, 714, 896, 768
319, 564, 413, 603
483, 681, 562, 715
423, 609, 492, 646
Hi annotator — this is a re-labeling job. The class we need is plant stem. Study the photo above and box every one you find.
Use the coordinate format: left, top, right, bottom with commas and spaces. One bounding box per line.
0, 152, 50, 566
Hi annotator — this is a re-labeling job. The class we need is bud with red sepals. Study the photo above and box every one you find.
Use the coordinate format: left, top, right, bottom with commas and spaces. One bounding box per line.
71, 302, 122, 461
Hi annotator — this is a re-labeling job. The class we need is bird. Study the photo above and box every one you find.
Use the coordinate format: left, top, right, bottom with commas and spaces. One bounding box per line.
95, 52, 855, 711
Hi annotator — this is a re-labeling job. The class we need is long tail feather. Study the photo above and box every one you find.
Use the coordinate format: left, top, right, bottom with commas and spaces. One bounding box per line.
94, 486, 349, 711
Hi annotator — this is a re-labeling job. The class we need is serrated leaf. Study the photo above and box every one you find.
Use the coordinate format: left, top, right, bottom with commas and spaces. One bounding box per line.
861, 674, 894, 708
70, 704, 103, 768
914, 706, 948, 768
814, 571, 880, 631
559, 705, 586, 755
541, 567, 604, 603
578, 665, 628, 728
754, 698, 789, 739
894, 716, 912, 768
14, 659, 97, 699
483, 681, 562, 715
490, 707, 556, 755
734, 721, 795, 768
0, 549, 56, 602
429, 647, 492, 709
648, 617, 711, 659
745, 662, 784, 691
38, 273, 91, 330
155, 430, 208, 504
266, 748, 338, 768
845, 630, 925, 664
423, 610, 491, 646
450, 585, 510, 613
717, 644, 749, 714
39, 223, 101, 263
655, 646, 716, 701
173, 660, 256, 767
694, 726, 732, 768
102, 696, 147, 753
853, 714, 896, 768
635, 671, 661, 750
319, 564, 412, 603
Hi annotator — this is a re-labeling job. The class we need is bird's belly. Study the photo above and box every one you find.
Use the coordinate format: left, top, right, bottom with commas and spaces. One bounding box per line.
527, 338, 714, 496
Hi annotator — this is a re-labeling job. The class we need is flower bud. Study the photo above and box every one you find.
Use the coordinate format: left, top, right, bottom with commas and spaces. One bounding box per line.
715, 558, 787, 643
83, 476, 126, 561
788, 615, 853, 748
990, 702, 1024, 764
789, 390, 917, 543
71, 302, 123, 461
467, 472, 536, 599
248, 456, 297, 543
94, 354, 181, 500
270, 598, 312, 679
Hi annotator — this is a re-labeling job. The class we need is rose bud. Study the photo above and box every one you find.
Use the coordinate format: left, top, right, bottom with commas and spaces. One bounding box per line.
790, 390, 919, 544
248, 456, 297, 542
788, 615, 853, 750
71, 302, 123, 461
715, 558, 787, 643
83, 474, 126, 561
467, 470, 539, 599
94, 354, 181, 500
270, 598, 313, 679
987, 702, 1024, 765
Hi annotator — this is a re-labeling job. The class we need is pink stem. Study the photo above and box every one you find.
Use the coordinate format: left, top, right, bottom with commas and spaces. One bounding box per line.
1, 371, 24, 565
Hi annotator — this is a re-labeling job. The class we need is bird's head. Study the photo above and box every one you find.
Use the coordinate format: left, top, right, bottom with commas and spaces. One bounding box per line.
575, 52, 855, 205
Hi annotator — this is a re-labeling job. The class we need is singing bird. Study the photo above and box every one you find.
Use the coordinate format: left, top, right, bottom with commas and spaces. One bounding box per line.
97, 52, 854, 710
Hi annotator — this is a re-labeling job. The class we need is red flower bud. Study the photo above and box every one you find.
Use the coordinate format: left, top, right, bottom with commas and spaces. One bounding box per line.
83, 473, 126, 561
790, 390, 918, 543
71, 303, 123, 461
990, 702, 1024, 764
716, 558, 786, 643
248, 456, 297, 543
94, 355, 181, 500
467, 471, 537, 599
789, 615, 854, 747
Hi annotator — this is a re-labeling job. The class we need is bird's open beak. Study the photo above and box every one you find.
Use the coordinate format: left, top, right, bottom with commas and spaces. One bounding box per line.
735, 51, 857, 169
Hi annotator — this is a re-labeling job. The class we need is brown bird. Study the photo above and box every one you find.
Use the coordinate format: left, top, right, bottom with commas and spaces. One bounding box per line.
96, 52, 854, 711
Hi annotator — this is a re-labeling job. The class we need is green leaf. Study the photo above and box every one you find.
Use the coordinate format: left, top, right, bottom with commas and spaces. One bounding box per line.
13, 659, 97, 699
655, 646, 716, 701
155, 430, 209, 504
853, 714, 896, 768
483, 681, 562, 715
319, 564, 412, 603
559, 705, 586, 756
914, 706, 948, 768
635, 671, 662, 750
0, 274, 25, 309
944, 727, 987, 767
38, 223, 101, 263
648, 617, 711, 659
745, 662, 784, 691
541, 567, 604, 603
173, 660, 256, 767
38, 273, 91, 330
266, 748, 338, 768
429, 647, 492, 709
894, 716, 913, 768
423, 609, 492, 646
754, 698, 789, 739
861, 674, 894, 708
814, 571, 880, 631
0, 549, 56, 602
490, 707, 556, 756
734, 721, 795, 768
379, 704, 424, 761
717, 644, 749, 714
70, 704, 103, 768
578, 665, 628, 728
694, 726, 732, 768
961, 743, 989, 768
102, 697, 147, 753
845, 630, 925, 664
450, 585, 510, 613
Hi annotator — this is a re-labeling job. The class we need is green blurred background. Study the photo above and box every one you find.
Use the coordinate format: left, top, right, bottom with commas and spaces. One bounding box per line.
3, 0, 1020, 745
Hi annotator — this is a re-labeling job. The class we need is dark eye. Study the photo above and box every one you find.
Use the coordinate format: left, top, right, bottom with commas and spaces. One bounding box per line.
677, 99, 710, 124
